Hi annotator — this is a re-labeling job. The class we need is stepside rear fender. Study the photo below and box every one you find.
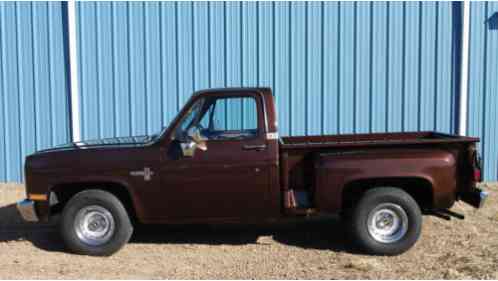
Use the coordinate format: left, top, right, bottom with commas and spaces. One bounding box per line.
314, 148, 457, 213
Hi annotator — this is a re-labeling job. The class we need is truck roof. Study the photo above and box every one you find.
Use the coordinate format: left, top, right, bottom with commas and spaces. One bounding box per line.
193, 87, 272, 96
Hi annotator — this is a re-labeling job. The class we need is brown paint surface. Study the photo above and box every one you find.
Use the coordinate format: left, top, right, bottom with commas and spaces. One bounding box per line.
23, 88, 480, 223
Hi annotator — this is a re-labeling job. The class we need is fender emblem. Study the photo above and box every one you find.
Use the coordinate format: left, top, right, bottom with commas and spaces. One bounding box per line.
130, 167, 154, 181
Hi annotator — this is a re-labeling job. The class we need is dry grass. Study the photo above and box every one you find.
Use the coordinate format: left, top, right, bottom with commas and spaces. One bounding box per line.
0, 183, 497, 279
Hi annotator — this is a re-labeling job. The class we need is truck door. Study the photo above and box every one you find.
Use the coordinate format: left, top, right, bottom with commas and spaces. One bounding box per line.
159, 91, 274, 220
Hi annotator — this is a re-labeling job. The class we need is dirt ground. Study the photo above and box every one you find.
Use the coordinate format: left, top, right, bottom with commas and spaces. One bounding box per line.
0, 183, 497, 279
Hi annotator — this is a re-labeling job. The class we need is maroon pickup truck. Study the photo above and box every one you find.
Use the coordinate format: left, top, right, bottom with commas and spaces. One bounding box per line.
17, 88, 487, 256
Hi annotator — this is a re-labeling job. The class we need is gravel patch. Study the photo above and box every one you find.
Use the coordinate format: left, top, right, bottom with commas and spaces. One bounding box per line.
0, 183, 497, 279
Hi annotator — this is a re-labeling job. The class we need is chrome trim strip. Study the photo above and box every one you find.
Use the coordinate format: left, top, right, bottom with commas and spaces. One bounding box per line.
258, 91, 269, 134
16, 199, 39, 222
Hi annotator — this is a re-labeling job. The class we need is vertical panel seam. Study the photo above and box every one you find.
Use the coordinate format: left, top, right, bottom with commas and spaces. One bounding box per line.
337, 2, 341, 134
224, 2, 228, 125
95, 3, 101, 137
129, 3, 135, 134
77, 2, 85, 138
272, 2, 276, 93
240, 2, 244, 127
417, 2, 423, 130
224, 2, 228, 87
30, 3, 38, 148
0, 4, 7, 179
288, 3, 292, 135
465, 2, 471, 132
191, 2, 195, 90
207, 2, 211, 88
143, 3, 148, 134
126, 2, 132, 135
304, 2, 308, 135
46, 3, 54, 145
434, 2, 439, 130
15, 3, 24, 178
110, 2, 116, 136
256, 2, 260, 86
175, 2, 180, 110
368, 2, 374, 132
159, 3, 164, 126
481, 2, 488, 171
240, 3, 243, 87
320, 2, 324, 135
353, 2, 357, 133
401, 2, 406, 131
385, 2, 390, 132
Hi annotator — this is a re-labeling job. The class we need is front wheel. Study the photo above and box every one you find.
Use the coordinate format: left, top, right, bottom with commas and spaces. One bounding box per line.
60, 190, 133, 256
350, 187, 422, 255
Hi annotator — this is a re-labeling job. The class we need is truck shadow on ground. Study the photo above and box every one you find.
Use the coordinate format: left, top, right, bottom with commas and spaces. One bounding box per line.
0, 203, 360, 255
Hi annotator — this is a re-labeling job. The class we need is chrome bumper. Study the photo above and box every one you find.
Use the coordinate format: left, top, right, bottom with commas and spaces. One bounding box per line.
460, 189, 489, 209
16, 199, 39, 222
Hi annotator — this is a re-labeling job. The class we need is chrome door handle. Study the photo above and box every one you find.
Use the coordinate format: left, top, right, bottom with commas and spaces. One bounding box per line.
242, 144, 267, 151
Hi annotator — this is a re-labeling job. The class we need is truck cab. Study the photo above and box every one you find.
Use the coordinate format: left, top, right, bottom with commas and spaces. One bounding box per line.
156, 88, 281, 221
17, 87, 488, 256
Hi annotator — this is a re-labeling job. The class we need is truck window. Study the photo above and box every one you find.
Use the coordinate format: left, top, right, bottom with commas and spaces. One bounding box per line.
198, 96, 258, 140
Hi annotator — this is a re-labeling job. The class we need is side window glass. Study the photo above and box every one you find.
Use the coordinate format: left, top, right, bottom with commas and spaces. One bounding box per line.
198, 96, 258, 140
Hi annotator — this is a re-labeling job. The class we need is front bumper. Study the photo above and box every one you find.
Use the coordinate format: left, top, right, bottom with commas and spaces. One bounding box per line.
460, 188, 489, 209
16, 199, 39, 222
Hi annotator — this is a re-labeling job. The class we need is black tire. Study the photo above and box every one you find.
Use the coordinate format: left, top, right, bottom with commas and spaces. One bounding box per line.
59, 189, 133, 256
350, 187, 422, 255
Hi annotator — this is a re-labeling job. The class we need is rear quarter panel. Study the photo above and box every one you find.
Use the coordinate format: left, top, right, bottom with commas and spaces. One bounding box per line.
314, 148, 457, 213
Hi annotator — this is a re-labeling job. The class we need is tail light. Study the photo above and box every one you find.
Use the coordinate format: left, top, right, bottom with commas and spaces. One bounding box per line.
473, 150, 482, 182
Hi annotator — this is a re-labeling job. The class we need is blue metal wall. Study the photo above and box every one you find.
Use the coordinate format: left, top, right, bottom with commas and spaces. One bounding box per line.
0, 2, 71, 182
76, 1, 459, 141
468, 2, 498, 181
6, 2, 497, 182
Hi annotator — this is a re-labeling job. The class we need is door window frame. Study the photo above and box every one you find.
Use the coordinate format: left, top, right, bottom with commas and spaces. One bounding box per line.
198, 95, 260, 142
164, 90, 267, 144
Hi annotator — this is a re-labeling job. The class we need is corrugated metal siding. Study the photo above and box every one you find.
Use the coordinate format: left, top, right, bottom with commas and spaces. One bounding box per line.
0, 2, 71, 182
76, 1, 459, 141
468, 2, 498, 181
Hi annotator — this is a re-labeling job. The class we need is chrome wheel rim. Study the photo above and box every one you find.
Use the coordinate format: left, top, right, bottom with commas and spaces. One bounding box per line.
367, 203, 408, 243
74, 205, 115, 246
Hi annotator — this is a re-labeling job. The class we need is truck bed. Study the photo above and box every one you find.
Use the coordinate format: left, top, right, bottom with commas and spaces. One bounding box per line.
279, 131, 480, 207
280, 131, 478, 151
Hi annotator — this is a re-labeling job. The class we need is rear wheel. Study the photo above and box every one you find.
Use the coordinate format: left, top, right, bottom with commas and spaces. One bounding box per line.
350, 187, 422, 255
60, 189, 133, 256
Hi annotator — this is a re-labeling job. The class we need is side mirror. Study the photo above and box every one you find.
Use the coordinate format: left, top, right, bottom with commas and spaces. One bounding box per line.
180, 141, 197, 157
180, 127, 207, 158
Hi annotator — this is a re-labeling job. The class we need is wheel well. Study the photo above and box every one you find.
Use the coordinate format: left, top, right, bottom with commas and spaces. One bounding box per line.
50, 182, 137, 221
341, 177, 434, 211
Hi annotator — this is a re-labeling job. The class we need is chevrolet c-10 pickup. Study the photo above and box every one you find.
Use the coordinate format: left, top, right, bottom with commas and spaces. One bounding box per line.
17, 88, 487, 256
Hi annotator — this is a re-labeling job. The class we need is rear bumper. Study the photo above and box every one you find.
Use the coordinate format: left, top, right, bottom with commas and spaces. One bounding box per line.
460, 188, 489, 209
16, 199, 39, 222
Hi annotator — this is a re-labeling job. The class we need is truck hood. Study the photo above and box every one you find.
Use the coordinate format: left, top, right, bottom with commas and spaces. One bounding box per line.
26, 135, 158, 172
35, 135, 155, 154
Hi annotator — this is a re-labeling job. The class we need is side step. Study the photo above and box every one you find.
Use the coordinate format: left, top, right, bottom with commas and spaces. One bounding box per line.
284, 189, 313, 208
284, 189, 315, 216
285, 208, 317, 216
